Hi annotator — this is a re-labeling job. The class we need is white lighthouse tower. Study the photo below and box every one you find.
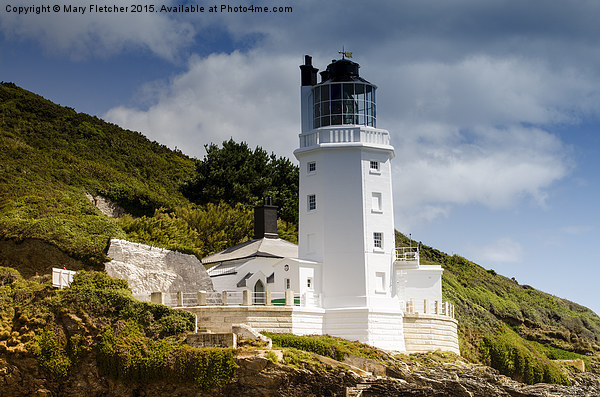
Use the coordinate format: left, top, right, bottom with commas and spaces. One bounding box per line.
294, 55, 405, 350
197, 54, 458, 354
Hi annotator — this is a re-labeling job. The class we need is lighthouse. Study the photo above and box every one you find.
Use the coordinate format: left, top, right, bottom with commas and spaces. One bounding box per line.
200, 54, 457, 354
294, 55, 405, 349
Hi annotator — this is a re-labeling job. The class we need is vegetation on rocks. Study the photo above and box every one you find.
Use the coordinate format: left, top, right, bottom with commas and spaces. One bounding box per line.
263, 332, 386, 363
0, 267, 236, 392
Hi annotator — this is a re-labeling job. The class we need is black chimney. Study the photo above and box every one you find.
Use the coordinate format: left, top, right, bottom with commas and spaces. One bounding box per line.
300, 55, 318, 86
254, 198, 278, 239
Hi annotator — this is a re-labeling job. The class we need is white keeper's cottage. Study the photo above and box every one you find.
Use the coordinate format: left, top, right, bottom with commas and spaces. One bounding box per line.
201, 55, 459, 353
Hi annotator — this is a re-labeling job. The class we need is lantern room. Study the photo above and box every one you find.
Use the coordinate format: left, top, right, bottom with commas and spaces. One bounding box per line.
300, 55, 377, 132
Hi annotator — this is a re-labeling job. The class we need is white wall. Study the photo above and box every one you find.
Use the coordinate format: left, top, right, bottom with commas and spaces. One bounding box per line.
295, 128, 397, 310
397, 266, 443, 304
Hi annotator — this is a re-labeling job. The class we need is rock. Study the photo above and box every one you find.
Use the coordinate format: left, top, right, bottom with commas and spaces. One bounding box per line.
2, 347, 600, 396
105, 239, 214, 296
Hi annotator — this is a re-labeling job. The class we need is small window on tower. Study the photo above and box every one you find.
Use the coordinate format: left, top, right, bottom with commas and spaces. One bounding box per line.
373, 232, 383, 250
307, 194, 316, 211
285, 278, 291, 290
371, 192, 382, 213
370, 160, 380, 174
375, 272, 386, 293
307, 277, 313, 290
307, 161, 316, 174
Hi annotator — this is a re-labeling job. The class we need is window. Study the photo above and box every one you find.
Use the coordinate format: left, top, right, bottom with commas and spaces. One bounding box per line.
285, 278, 291, 290
373, 232, 383, 249
312, 82, 376, 128
307, 161, 316, 174
307, 194, 316, 211
371, 192, 382, 213
375, 272, 386, 293
307, 277, 313, 290
370, 160, 380, 171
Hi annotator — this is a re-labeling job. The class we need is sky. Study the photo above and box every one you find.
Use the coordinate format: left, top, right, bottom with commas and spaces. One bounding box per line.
1, 0, 600, 315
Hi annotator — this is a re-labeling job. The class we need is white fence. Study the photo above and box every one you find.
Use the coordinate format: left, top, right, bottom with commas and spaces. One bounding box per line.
403, 298, 455, 318
52, 268, 76, 289
151, 290, 313, 308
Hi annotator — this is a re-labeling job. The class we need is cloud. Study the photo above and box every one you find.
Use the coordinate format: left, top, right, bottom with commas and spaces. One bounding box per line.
467, 237, 525, 265
561, 225, 594, 236
385, 56, 582, 229
104, 50, 300, 158
0, 0, 195, 61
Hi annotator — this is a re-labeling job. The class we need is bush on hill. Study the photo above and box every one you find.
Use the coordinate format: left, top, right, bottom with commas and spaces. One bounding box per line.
181, 139, 299, 223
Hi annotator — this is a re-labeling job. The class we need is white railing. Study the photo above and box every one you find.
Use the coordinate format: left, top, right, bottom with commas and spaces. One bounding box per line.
300, 126, 390, 148
163, 292, 179, 307
133, 293, 151, 302
223, 291, 243, 306
182, 292, 198, 306
301, 292, 321, 307
206, 291, 223, 305
153, 290, 309, 308
270, 291, 287, 306
52, 268, 76, 289
252, 292, 267, 305
403, 298, 455, 318
395, 247, 420, 263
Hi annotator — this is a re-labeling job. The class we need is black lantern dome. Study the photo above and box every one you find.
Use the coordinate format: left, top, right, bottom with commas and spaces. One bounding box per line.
311, 58, 377, 129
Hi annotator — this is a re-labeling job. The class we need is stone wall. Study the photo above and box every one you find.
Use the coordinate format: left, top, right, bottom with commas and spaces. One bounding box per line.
186, 306, 294, 334
403, 313, 460, 354
105, 238, 213, 295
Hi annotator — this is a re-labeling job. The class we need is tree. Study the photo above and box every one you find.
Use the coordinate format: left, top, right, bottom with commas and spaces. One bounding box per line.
181, 139, 299, 223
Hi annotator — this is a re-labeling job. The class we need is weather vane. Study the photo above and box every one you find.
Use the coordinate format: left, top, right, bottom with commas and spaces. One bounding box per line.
339, 46, 352, 59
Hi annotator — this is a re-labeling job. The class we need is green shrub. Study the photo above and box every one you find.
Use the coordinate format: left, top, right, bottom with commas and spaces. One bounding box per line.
262, 333, 345, 361
173, 346, 236, 389
480, 325, 570, 385
0, 267, 22, 286
69, 270, 130, 292
33, 328, 72, 379
97, 321, 235, 389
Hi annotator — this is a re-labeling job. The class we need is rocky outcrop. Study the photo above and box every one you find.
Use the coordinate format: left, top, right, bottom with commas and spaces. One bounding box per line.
2, 351, 600, 397
85, 194, 125, 218
105, 239, 213, 296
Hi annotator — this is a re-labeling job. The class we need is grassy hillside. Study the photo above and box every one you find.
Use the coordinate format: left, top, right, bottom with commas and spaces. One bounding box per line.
1, 82, 599, 384
396, 232, 600, 382
0, 82, 196, 266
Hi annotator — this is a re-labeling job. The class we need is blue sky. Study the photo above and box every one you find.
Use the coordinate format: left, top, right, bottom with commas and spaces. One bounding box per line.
2, 1, 600, 315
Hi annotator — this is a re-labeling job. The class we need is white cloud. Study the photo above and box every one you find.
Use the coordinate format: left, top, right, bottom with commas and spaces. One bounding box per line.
105, 51, 300, 158
468, 237, 525, 265
0, 0, 195, 61
384, 56, 581, 230
392, 124, 571, 229
561, 225, 594, 236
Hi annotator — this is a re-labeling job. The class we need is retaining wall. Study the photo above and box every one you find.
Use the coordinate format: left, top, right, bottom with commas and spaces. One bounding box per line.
185, 306, 295, 334
403, 313, 460, 354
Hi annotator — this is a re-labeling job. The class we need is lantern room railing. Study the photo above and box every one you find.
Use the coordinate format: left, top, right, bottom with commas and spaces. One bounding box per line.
299, 126, 390, 148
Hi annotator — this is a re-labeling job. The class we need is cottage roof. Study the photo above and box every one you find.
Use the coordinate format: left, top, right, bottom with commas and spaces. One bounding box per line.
201, 237, 298, 265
